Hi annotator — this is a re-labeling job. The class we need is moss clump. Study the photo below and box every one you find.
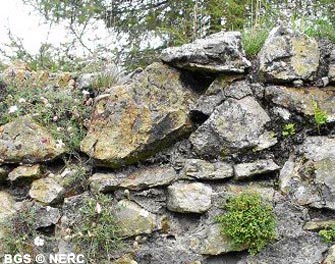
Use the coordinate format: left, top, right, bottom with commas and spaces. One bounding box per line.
282, 123, 296, 137
319, 224, 335, 243
70, 194, 122, 262
215, 193, 277, 255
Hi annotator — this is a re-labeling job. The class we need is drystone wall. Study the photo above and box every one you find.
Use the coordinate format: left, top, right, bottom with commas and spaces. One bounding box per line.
1, 26, 335, 263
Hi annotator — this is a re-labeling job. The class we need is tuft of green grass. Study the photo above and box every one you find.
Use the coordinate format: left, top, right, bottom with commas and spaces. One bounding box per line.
215, 193, 277, 255
304, 19, 335, 43
70, 194, 122, 261
242, 26, 270, 57
319, 224, 335, 243
312, 100, 328, 135
282, 123, 296, 137
92, 64, 124, 93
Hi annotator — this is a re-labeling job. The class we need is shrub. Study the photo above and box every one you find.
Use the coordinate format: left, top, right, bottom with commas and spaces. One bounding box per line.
215, 193, 277, 255
282, 123, 296, 137
319, 224, 335, 243
71, 194, 122, 261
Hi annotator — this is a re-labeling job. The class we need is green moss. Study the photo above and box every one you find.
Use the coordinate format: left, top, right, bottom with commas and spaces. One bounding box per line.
215, 193, 277, 255
319, 224, 335, 243
282, 123, 296, 137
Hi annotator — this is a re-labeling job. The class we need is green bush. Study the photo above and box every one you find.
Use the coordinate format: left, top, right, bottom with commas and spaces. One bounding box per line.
319, 224, 335, 243
215, 193, 277, 255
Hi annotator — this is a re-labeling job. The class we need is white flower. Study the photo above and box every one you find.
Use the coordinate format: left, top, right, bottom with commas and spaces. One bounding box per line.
55, 139, 65, 149
82, 90, 90, 96
8, 105, 18, 114
95, 202, 102, 214
18, 98, 26, 103
34, 236, 45, 247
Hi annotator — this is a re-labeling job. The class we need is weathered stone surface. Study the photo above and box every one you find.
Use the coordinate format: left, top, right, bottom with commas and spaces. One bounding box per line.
223, 183, 276, 202
234, 159, 280, 180
0, 191, 15, 222
259, 26, 320, 83
180, 159, 233, 180
191, 76, 234, 116
323, 245, 335, 264
280, 137, 335, 210
0, 116, 66, 164
29, 177, 65, 204
0, 167, 8, 182
120, 166, 176, 190
112, 254, 138, 264
190, 96, 277, 156
304, 219, 335, 231
186, 224, 246, 255
8, 164, 42, 181
266, 85, 335, 121
89, 172, 119, 193
161, 31, 251, 73
328, 49, 335, 83
115, 200, 157, 237
81, 62, 197, 168
167, 182, 212, 213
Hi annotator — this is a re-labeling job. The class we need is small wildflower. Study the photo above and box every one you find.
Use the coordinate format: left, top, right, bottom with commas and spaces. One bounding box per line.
34, 236, 45, 247
53, 116, 59, 122
8, 105, 18, 114
82, 90, 90, 96
55, 139, 65, 149
95, 202, 102, 214
18, 98, 26, 103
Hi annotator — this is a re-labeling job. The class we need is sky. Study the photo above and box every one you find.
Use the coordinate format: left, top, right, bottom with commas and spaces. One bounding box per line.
0, 0, 121, 61
0, 0, 69, 54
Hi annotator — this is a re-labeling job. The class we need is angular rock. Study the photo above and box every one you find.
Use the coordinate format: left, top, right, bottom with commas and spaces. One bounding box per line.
186, 224, 246, 255
0, 191, 15, 222
0, 116, 66, 164
120, 166, 176, 191
112, 254, 138, 264
180, 159, 233, 180
190, 96, 277, 156
223, 183, 276, 202
234, 159, 280, 180
161, 31, 251, 73
328, 49, 335, 83
191, 75, 244, 116
89, 172, 119, 193
0, 167, 8, 182
280, 137, 335, 210
81, 62, 197, 168
29, 177, 64, 204
266, 86, 335, 121
259, 26, 320, 83
304, 219, 335, 231
8, 164, 42, 182
223, 80, 253, 100
115, 200, 157, 237
323, 245, 335, 264
167, 182, 212, 213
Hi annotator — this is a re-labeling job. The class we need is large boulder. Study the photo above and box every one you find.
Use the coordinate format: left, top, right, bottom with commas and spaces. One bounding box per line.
280, 137, 335, 210
0, 116, 66, 164
161, 31, 251, 73
266, 86, 335, 121
80, 62, 198, 168
190, 96, 277, 156
259, 26, 320, 83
